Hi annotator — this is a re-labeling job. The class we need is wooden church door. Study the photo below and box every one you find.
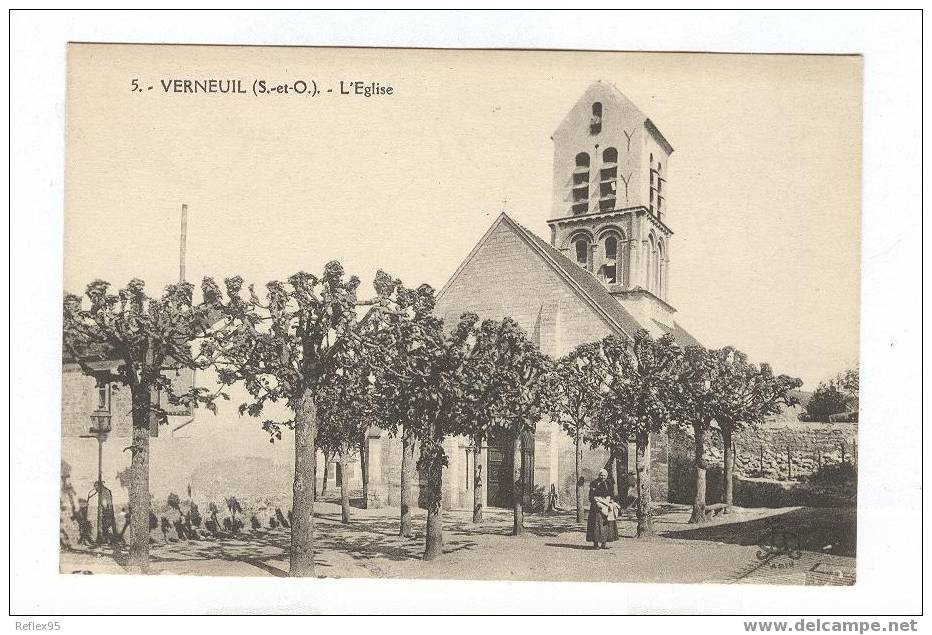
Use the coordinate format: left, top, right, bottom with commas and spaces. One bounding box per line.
487, 430, 535, 508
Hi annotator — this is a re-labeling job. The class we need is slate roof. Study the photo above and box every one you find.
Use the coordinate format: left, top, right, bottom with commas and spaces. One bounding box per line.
494, 213, 702, 347
651, 319, 703, 348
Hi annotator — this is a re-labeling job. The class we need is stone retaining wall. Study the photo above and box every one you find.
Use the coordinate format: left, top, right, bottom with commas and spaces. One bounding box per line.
668, 420, 858, 507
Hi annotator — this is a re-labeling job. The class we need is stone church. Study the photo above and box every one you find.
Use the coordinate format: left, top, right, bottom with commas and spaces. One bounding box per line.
367, 80, 701, 511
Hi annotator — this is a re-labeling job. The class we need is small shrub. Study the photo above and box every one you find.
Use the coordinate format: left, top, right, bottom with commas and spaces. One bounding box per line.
167, 492, 181, 511
529, 485, 547, 513
189, 503, 202, 527
226, 496, 242, 517
810, 461, 857, 485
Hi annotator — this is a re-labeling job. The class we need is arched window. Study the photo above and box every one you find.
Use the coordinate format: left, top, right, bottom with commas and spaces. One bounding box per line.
573, 235, 591, 271
603, 234, 619, 284
646, 234, 657, 292
656, 239, 665, 297
600, 147, 618, 211
590, 102, 602, 135
572, 152, 590, 215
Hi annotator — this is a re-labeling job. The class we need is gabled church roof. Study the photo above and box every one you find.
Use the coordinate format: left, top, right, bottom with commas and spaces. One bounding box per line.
438, 212, 701, 347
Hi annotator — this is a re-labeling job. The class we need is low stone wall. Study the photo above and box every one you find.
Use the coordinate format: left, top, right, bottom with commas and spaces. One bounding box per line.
668, 421, 858, 507
734, 477, 856, 508
735, 421, 857, 481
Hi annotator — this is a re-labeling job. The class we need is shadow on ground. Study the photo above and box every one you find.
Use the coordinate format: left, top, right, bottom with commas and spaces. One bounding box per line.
661, 506, 856, 558
62, 503, 855, 581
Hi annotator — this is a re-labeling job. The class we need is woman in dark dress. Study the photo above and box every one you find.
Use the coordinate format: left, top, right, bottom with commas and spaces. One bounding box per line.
586, 469, 620, 549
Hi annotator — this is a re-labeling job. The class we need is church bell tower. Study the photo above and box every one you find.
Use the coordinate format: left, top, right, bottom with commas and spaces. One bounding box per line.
549, 81, 677, 328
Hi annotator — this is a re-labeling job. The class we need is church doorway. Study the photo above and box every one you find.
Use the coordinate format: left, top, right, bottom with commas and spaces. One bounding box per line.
486, 429, 535, 509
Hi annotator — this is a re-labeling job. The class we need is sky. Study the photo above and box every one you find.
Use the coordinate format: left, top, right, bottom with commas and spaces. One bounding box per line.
65, 45, 862, 389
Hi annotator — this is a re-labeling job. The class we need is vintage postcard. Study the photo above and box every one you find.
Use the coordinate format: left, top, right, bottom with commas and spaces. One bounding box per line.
60, 43, 862, 588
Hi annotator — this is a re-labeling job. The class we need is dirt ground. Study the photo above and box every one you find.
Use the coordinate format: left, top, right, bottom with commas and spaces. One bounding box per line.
60, 502, 856, 586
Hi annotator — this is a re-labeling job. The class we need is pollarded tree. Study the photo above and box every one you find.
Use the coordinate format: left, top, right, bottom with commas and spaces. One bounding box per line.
475, 318, 554, 537
670, 345, 720, 524
593, 330, 681, 538
712, 348, 802, 509
205, 263, 402, 577
548, 342, 606, 523
315, 351, 375, 524
371, 299, 483, 559
62, 279, 221, 572
366, 282, 437, 538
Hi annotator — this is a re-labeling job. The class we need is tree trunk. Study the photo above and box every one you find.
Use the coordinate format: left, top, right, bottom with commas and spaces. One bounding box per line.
610, 455, 620, 498
689, 424, 708, 524
634, 434, 654, 537
722, 426, 735, 512
359, 430, 369, 509
615, 449, 627, 503
423, 445, 444, 560
127, 387, 151, 573
321, 451, 330, 498
399, 428, 415, 537
575, 429, 585, 523
512, 429, 524, 536
339, 453, 351, 524
472, 434, 484, 524
289, 390, 316, 577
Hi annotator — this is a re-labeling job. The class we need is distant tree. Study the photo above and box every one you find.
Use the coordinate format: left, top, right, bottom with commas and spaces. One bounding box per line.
206, 263, 401, 577
548, 342, 605, 523
475, 318, 554, 536
712, 348, 802, 508
803, 381, 849, 421
837, 367, 859, 398
316, 350, 375, 524
63, 279, 221, 573
592, 331, 681, 537
803, 367, 857, 422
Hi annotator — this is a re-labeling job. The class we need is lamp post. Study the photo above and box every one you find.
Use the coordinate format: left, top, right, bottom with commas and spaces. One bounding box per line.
85, 407, 112, 544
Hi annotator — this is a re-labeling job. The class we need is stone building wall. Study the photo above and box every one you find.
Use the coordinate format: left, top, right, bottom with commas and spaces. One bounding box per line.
62, 366, 134, 438
435, 219, 621, 360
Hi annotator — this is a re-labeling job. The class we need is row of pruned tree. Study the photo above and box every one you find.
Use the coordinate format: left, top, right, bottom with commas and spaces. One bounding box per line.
548, 334, 803, 534
63, 264, 549, 574
62, 262, 800, 576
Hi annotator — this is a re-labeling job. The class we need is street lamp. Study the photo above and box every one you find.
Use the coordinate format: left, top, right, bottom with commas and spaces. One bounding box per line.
85, 406, 112, 544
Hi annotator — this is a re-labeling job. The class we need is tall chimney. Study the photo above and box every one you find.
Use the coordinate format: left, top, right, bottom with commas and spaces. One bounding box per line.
179, 203, 188, 283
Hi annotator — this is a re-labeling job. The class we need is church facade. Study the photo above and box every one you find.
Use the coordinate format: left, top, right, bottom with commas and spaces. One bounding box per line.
368, 81, 701, 511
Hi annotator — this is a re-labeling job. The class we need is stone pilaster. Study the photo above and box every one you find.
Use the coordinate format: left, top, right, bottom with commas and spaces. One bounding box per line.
365, 433, 386, 509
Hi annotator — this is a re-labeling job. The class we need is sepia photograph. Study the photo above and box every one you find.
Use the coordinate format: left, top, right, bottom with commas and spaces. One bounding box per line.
8, 9, 922, 620
59, 44, 860, 586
